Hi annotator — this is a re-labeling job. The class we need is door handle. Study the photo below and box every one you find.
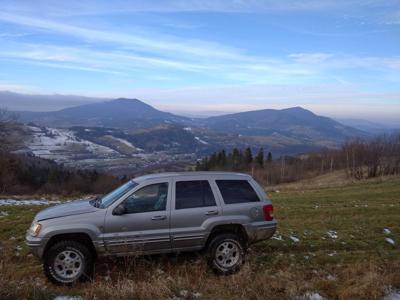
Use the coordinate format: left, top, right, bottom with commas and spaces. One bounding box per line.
151, 215, 167, 220
205, 210, 218, 216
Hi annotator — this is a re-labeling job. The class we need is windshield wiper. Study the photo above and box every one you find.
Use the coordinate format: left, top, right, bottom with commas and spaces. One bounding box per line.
90, 196, 102, 208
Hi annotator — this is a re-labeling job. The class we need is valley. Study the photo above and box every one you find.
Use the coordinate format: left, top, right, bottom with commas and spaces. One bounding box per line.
20, 125, 197, 175
10, 96, 374, 175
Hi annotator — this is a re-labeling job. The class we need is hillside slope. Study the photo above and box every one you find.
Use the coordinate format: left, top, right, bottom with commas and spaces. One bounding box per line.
203, 107, 365, 143
18, 98, 189, 128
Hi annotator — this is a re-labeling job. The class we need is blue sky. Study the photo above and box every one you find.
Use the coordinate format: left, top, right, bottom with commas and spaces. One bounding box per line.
0, 0, 399, 123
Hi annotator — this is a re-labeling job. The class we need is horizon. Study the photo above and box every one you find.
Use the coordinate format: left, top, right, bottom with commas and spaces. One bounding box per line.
0, 1, 399, 123
2, 91, 400, 127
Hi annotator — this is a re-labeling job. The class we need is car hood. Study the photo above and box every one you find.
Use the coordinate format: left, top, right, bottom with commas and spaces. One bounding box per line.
35, 199, 98, 221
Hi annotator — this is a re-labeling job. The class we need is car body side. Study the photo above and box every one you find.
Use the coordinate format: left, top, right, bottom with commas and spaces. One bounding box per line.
26, 172, 277, 260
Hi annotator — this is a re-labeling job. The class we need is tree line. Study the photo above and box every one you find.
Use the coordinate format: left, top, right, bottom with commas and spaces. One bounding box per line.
196, 133, 400, 185
0, 109, 121, 196
0, 152, 121, 195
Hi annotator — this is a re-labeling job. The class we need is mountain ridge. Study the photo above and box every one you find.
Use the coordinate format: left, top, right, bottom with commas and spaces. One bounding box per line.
17, 97, 190, 128
3, 94, 368, 154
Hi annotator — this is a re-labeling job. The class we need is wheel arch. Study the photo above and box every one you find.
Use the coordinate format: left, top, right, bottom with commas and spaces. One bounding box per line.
205, 224, 248, 249
43, 232, 97, 258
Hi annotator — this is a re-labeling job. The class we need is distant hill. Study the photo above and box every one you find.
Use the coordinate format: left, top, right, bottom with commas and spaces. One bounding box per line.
17, 98, 189, 128
335, 118, 399, 134
203, 107, 366, 143
0, 90, 107, 111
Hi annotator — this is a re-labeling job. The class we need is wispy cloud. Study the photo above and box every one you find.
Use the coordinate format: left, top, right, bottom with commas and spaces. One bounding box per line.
0, 12, 245, 60
289, 53, 335, 64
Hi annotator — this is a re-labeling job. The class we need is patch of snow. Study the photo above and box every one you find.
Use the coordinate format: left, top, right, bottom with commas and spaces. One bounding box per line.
383, 228, 391, 235
327, 251, 337, 257
183, 127, 192, 131
194, 136, 208, 145
304, 292, 325, 300
385, 238, 395, 245
326, 274, 336, 281
0, 199, 62, 206
108, 136, 143, 151
0, 211, 9, 216
272, 234, 284, 241
290, 235, 300, 243
192, 292, 202, 298
179, 290, 188, 297
327, 230, 338, 239
384, 290, 400, 300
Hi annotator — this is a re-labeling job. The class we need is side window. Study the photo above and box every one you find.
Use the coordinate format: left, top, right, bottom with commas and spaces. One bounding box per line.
216, 180, 260, 204
123, 182, 168, 214
175, 180, 216, 209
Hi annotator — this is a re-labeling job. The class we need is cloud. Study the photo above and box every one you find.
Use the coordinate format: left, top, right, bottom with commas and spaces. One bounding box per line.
289, 53, 335, 64
0, 12, 245, 61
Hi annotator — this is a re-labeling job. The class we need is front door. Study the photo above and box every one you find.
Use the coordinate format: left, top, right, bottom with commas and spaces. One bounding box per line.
103, 180, 171, 255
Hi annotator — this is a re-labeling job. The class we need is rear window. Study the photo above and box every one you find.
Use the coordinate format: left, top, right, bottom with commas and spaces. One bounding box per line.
216, 180, 260, 204
175, 180, 216, 209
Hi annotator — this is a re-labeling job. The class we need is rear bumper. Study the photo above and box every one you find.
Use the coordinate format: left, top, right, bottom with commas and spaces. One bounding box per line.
25, 232, 47, 259
246, 220, 277, 243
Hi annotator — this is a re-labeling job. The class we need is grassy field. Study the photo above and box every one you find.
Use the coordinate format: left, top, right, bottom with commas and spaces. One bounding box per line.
0, 176, 399, 299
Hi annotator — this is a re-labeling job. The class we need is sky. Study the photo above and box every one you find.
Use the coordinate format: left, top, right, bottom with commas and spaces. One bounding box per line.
0, 0, 399, 123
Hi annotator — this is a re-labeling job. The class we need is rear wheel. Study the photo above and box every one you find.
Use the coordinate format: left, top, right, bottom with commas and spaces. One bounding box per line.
207, 233, 245, 275
43, 240, 94, 285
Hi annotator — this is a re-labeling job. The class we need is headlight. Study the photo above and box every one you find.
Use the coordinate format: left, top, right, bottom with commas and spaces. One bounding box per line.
29, 222, 42, 237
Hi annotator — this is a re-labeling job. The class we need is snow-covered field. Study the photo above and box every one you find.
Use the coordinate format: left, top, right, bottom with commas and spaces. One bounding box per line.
195, 136, 208, 145
105, 135, 143, 152
26, 126, 119, 162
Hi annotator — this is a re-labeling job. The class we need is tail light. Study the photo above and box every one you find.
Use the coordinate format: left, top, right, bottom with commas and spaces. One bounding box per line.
263, 204, 274, 221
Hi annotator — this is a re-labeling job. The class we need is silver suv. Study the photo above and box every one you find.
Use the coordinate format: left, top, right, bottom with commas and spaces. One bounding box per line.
26, 172, 277, 284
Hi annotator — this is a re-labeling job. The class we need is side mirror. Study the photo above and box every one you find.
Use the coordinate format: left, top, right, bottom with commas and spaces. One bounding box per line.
113, 204, 126, 216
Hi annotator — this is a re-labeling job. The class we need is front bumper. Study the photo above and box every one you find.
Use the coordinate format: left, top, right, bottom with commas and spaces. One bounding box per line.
25, 232, 47, 259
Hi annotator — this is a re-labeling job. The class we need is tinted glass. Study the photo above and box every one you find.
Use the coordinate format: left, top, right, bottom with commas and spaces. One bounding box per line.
216, 180, 260, 204
176, 180, 216, 209
123, 182, 168, 214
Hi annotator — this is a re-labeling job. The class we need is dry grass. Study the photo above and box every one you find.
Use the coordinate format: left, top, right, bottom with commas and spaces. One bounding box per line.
266, 169, 399, 191
0, 175, 399, 299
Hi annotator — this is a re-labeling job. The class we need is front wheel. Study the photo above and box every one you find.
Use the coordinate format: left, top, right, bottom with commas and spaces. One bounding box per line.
43, 240, 94, 285
207, 233, 245, 275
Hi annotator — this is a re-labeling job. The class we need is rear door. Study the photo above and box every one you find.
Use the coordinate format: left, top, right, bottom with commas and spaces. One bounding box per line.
170, 177, 221, 250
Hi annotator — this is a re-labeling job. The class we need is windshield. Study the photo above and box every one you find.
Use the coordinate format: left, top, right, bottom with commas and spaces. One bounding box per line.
94, 181, 137, 208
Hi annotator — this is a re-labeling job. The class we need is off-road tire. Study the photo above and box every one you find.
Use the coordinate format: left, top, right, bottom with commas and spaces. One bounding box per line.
207, 233, 245, 275
43, 240, 94, 285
